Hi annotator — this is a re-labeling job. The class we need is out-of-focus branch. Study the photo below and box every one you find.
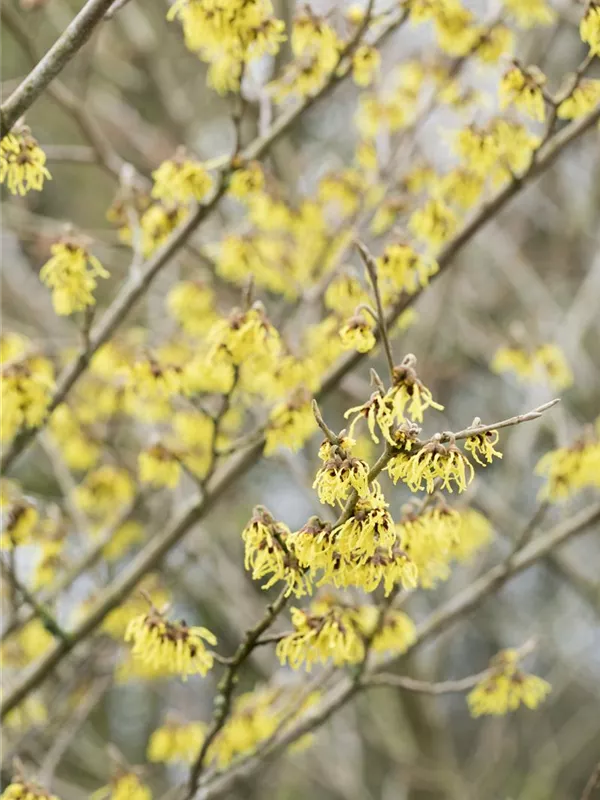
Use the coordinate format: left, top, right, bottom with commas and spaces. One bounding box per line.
0, 558, 71, 644
1, 4, 125, 177
1, 0, 117, 137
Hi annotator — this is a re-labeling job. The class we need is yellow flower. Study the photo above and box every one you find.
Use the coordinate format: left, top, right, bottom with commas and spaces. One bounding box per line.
333, 484, 396, 561
499, 64, 547, 123
370, 197, 408, 236
339, 544, 418, 595
409, 198, 458, 250
580, 2, 600, 55
0, 501, 38, 550
352, 45, 381, 87
48, 405, 101, 472
1, 778, 60, 800
0, 125, 51, 195
452, 507, 492, 561
453, 125, 500, 176
1, 619, 54, 668
152, 151, 213, 204
396, 503, 459, 586
356, 606, 417, 655
534, 344, 573, 390
0, 332, 30, 364
147, 719, 206, 763
209, 305, 281, 367
464, 429, 503, 466
492, 343, 572, 390
378, 243, 439, 295
125, 608, 217, 680
74, 465, 134, 522
491, 346, 532, 381
276, 603, 365, 672
123, 355, 182, 421
92, 773, 152, 800
557, 80, 600, 119
313, 437, 371, 506
393, 438, 474, 493
388, 354, 444, 424
502, 0, 555, 28
318, 169, 364, 217
103, 521, 144, 562
434, 168, 483, 210
229, 160, 265, 199
467, 650, 551, 716
324, 274, 370, 317
474, 24, 514, 64
434, 4, 479, 57
242, 505, 311, 597
264, 390, 316, 455
136, 203, 189, 257
33, 539, 65, 591
101, 574, 170, 639
208, 687, 281, 767
339, 315, 376, 353
345, 391, 396, 445
138, 444, 181, 489
40, 239, 109, 316
166, 280, 217, 336
168, 0, 285, 94
535, 434, 600, 502
4, 694, 48, 731
1, 355, 55, 442
490, 119, 540, 183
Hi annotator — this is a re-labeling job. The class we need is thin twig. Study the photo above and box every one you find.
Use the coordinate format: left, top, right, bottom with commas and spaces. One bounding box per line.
581, 762, 600, 800
0, 558, 71, 644
355, 240, 396, 381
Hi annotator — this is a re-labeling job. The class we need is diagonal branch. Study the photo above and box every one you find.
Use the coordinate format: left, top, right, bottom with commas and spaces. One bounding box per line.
1, 0, 116, 137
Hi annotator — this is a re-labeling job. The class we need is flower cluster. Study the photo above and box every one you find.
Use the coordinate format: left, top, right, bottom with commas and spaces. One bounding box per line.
101, 575, 170, 639
152, 150, 213, 204
0, 125, 51, 195
147, 719, 206, 763
467, 650, 551, 716
377, 242, 439, 296
168, 0, 286, 94
1, 778, 60, 800
492, 343, 573, 391
580, 2, 600, 55
242, 506, 310, 597
313, 437, 370, 506
264, 390, 316, 455
91, 773, 152, 800
40, 236, 109, 316
1, 334, 55, 443
271, 10, 341, 101
389, 436, 475, 493
0, 498, 39, 550
535, 426, 600, 502
124, 607, 217, 680
499, 63, 547, 122
276, 596, 417, 671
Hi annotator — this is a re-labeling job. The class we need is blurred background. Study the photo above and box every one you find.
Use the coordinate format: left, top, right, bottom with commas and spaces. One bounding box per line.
2, 0, 600, 798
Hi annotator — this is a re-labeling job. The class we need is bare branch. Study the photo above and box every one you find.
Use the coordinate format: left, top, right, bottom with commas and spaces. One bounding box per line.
1, 0, 117, 137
